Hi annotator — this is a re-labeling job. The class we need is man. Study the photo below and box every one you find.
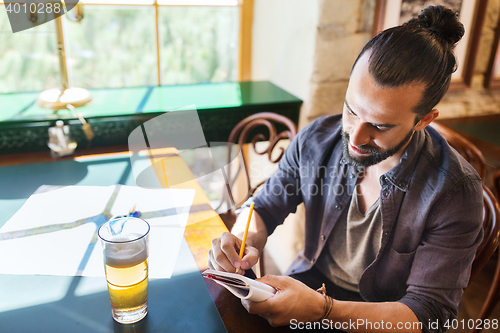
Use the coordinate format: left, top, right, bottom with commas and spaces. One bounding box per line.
208, 6, 483, 333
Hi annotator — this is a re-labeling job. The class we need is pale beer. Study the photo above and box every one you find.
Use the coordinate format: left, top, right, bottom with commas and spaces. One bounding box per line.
99, 218, 150, 324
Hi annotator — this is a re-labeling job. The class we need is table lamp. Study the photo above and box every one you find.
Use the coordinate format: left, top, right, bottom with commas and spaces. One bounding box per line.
36, 1, 92, 111
33, 2, 95, 156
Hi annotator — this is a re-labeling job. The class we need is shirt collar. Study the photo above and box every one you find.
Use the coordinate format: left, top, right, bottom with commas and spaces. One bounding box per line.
381, 129, 426, 192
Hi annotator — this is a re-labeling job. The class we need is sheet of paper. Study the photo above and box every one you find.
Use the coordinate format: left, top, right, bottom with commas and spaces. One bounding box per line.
0, 185, 195, 279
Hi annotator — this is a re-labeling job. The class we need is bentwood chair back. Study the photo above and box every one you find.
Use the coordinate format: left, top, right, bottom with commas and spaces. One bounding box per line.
471, 186, 500, 279
429, 122, 486, 179
493, 169, 500, 200
217, 112, 298, 230
468, 186, 500, 333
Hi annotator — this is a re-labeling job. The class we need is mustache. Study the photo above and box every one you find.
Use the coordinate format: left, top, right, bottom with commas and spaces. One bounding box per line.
342, 131, 379, 153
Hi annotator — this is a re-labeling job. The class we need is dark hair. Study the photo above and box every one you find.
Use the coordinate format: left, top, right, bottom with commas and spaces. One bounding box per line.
353, 5, 464, 120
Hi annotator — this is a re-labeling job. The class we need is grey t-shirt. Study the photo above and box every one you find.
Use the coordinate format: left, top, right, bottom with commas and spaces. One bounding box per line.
316, 186, 382, 292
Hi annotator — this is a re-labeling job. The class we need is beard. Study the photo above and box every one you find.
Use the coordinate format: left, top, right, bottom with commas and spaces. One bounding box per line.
341, 127, 414, 168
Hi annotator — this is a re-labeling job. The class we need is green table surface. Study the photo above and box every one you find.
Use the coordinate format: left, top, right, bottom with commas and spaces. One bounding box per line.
0, 155, 226, 333
0, 81, 302, 155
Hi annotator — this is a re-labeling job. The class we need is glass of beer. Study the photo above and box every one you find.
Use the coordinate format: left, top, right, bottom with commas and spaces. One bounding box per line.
98, 217, 150, 324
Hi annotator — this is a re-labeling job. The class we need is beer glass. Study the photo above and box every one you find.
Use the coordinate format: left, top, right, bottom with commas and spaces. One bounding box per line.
98, 217, 150, 324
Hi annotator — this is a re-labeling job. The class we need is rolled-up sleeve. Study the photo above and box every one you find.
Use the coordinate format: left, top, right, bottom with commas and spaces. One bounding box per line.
400, 289, 457, 333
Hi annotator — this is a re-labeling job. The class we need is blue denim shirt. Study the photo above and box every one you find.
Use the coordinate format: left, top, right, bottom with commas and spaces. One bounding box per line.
246, 115, 483, 333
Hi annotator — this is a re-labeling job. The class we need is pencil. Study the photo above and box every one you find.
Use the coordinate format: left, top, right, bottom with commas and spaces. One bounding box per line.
236, 203, 254, 274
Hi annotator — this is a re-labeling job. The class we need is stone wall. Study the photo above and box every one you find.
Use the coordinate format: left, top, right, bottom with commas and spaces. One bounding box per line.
439, 0, 500, 118
300, 0, 375, 127
251, 0, 319, 101
300, 0, 500, 128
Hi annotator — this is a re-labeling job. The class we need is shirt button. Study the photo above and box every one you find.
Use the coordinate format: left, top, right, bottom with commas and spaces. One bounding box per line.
382, 190, 389, 198
335, 204, 342, 210
349, 173, 355, 178
399, 181, 406, 187
321, 235, 326, 241
310, 258, 316, 264
341, 158, 346, 163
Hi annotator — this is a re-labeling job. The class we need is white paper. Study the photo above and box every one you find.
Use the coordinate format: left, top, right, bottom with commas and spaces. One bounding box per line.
0, 185, 195, 279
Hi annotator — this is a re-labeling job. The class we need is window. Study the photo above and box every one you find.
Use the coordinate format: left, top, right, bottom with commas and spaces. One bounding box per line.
0, 0, 249, 93
0, 9, 59, 92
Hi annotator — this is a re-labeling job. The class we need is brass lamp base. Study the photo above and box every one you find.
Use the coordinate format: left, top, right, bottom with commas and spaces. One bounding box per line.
36, 87, 92, 111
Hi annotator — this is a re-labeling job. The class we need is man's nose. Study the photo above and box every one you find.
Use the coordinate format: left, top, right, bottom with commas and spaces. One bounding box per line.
350, 122, 371, 147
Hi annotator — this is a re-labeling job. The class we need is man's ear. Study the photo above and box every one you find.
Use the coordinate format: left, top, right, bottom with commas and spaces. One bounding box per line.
414, 109, 439, 131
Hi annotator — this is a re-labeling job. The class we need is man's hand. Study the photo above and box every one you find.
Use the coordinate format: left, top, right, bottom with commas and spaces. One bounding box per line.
241, 275, 324, 327
208, 232, 259, 274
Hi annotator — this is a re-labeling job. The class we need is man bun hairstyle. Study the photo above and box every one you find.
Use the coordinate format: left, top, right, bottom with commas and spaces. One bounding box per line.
353, 5, 464, 120
418, 5, 464, 46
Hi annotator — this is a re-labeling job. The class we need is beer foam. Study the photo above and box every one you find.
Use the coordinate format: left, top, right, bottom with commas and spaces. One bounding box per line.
104, 234, 148, 268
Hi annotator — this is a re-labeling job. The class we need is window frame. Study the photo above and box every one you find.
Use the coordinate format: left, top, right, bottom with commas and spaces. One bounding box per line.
0, 0, 252, 87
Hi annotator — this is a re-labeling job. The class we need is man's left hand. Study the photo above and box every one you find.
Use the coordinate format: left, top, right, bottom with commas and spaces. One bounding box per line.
241, 275, 325, 327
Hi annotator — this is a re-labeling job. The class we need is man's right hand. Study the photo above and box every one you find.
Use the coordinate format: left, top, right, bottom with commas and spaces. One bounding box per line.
208, 232, 259, 275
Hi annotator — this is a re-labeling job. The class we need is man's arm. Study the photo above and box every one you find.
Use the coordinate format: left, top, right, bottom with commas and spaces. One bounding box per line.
327, 300, 421, 333
243, 275, 422, 333
209, 120, 309, 274
397, 177, 484, 332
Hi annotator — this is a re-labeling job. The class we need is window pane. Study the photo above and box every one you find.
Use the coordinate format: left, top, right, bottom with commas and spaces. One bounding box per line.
82, 0, 155, 4
66, 6, 157, 89
158, 0, 238, 5
0, 10, 58, 93
159, 6, 238, 85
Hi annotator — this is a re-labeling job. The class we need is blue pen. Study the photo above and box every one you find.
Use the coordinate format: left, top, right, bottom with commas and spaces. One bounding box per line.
128, 204, 141, 218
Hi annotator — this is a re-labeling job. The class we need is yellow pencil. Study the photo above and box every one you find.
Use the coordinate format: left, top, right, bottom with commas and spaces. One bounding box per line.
236, 203, 254, 274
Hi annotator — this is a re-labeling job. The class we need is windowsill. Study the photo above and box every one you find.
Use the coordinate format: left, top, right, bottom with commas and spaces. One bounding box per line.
0, 81, 302, 154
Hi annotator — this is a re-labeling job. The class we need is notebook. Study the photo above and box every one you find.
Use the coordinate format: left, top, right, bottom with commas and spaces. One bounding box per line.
202, 269, 276, 302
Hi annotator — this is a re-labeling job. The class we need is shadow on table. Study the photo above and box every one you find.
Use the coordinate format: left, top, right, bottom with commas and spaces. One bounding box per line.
0, 159, 89, 199
0, 272, 226, 333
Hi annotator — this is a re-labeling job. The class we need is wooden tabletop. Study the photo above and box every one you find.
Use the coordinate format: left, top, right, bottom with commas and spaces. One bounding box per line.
157, 148, 289, 333
1, 146, 287, 333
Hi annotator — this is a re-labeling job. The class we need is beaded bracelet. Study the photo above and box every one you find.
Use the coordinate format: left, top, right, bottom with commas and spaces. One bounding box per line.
316, 283, 334, 321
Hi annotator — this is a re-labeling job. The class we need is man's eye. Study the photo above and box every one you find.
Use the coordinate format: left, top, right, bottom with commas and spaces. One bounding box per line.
375, 126, 389, 132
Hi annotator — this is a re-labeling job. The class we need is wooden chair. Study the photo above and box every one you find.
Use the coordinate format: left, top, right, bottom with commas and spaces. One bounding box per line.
217, 112, 298, 230
469, 186, 500, 333
214, 112, 297, 277
493, 169, 500, 200
430, 122, 499, 332
430, 122, 486, 179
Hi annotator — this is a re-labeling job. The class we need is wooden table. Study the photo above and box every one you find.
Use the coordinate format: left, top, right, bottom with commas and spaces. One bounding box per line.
0, 146, 287, 333
163, 152, 289, 333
